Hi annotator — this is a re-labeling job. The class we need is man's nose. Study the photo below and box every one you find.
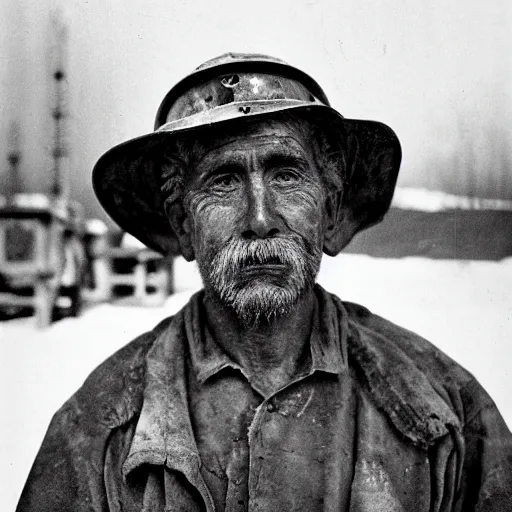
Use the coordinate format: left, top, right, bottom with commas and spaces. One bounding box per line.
242, 177, 280, 239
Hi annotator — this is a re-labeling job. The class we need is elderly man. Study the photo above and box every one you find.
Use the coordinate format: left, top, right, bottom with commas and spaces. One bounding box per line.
17, 54, 512, 511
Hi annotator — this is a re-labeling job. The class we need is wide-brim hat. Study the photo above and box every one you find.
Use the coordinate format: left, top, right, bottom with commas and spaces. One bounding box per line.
93, 53, 402, 256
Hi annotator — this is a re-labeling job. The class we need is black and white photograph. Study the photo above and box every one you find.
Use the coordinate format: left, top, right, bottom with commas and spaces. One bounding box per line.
1, 0, 511, 510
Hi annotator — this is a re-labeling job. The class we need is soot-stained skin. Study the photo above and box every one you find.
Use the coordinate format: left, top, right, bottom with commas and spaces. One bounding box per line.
169, 121, 332, 266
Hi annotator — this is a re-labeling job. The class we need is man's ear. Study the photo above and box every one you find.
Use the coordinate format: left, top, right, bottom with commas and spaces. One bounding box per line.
164, 198, 195, 261
322, 189, 344, 256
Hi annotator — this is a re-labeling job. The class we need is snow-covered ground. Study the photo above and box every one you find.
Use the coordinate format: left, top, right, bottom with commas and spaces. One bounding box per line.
2, 253, 511, 510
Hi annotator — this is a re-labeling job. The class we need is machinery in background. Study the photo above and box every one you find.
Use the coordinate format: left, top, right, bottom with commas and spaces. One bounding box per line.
0, 202, 173, 326
84, 225, 173, 307
0, 194, 86, 327
0, 13, 87, 327
0, 12, 174, 327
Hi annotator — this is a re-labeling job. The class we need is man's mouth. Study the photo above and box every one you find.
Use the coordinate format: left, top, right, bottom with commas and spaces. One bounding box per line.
240, 255, 288, 275
242, 254, 284, 267
240, 264, 288, 279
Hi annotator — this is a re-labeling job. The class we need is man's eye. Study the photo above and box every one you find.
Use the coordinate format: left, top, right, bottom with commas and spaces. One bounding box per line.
274, 170, 300, 183
211, 174, 239, 189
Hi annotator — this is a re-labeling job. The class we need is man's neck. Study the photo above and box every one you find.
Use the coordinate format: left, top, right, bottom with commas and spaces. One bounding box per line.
202, 289, 316, 398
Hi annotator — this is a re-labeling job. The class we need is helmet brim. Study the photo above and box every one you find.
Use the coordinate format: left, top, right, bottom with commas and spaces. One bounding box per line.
93, 103, 401, 255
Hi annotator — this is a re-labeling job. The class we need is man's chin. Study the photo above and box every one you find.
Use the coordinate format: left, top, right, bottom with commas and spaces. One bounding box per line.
219, 281, 306, 328
237, 271, 290, 289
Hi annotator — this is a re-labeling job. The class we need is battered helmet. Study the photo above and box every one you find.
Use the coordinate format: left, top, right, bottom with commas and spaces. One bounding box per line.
93, 53, 401, 255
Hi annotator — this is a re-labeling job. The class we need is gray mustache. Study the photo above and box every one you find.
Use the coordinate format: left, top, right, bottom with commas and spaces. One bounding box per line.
203, 233, 322, 326
216, 236, 312, 269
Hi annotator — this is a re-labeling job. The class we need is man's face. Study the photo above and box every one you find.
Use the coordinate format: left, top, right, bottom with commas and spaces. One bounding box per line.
181, 119, 327, 326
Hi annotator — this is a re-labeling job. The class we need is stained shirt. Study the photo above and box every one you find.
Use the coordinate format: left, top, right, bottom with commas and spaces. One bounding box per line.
184, 294, 356, 511
16, 286, 512, 512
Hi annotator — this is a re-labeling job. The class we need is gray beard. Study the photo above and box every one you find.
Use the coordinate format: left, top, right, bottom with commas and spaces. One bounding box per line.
197, 235, 322, 328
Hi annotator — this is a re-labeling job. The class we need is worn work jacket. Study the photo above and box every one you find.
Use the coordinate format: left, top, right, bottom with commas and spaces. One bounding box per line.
17, 286, 512, 511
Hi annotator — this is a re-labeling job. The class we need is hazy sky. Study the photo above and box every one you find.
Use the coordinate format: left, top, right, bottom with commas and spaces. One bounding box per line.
1, 0, 511, 220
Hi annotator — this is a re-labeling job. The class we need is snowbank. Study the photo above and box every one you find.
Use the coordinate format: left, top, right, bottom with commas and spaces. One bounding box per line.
1, 253, 511, 509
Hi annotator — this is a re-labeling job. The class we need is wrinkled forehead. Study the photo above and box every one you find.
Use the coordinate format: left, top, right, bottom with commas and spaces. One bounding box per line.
190, 118, 314, 166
